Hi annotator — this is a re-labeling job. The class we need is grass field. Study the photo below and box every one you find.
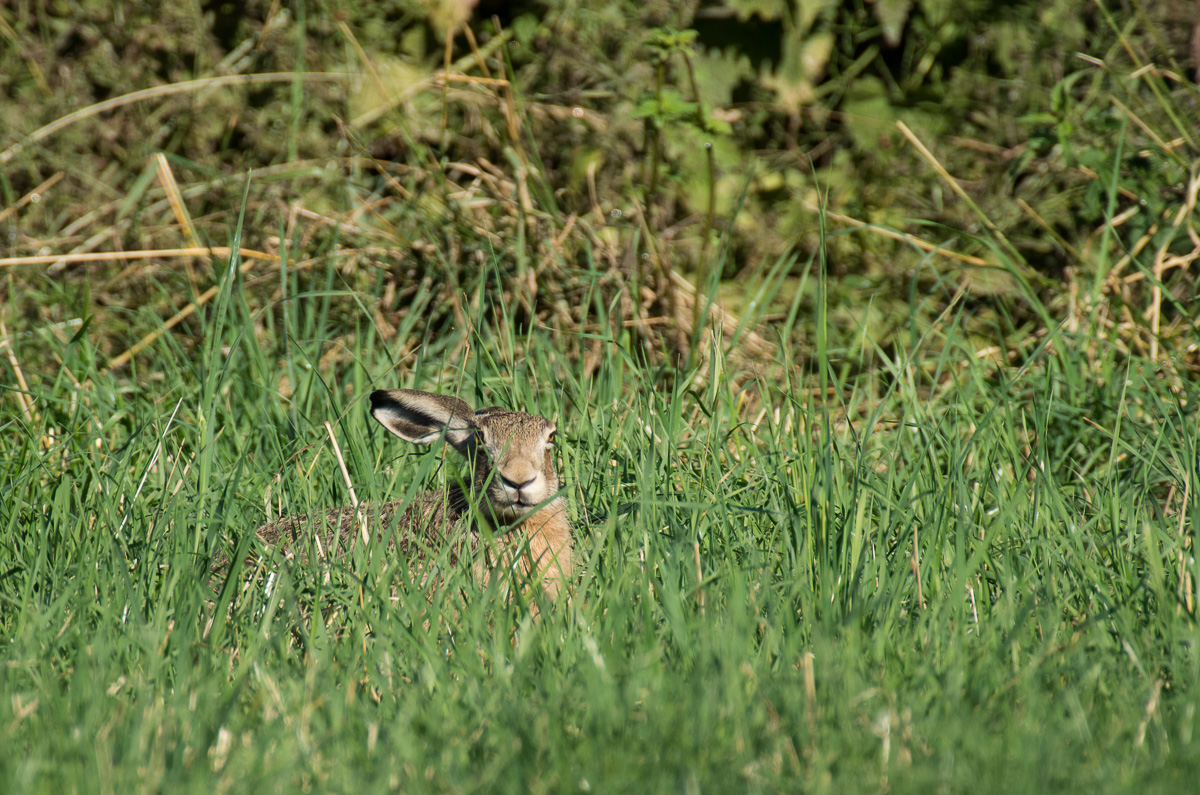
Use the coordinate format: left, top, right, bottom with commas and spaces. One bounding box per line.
3, 2, 1200, 792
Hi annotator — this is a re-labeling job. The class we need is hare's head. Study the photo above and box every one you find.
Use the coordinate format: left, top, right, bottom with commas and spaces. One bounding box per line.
369, 389, 560, 522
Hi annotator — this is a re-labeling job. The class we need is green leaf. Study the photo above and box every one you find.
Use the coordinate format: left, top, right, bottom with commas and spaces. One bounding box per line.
875, 0, 913, 46
1019, 113, 1059, 125
633, 99, 661, 119
633, 90, 699, 123
725, 0, 788, 22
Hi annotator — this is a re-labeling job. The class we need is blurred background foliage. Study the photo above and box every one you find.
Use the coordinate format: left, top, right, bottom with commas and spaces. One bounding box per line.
1, 0, 1198, 375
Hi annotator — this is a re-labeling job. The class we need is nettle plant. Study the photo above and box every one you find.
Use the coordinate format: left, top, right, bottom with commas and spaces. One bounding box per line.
634, 27, 733, 254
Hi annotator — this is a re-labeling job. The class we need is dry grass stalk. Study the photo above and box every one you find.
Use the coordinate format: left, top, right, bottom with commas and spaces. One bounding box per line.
154, 154, 200, 249
324, 420, 369, 555
1, 72, 354, 165
0, 172, 63, 225
802, 203, 988, 267
0, 247, 277, 268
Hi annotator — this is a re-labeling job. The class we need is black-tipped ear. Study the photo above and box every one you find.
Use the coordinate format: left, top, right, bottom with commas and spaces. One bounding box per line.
370, 389, 477, 448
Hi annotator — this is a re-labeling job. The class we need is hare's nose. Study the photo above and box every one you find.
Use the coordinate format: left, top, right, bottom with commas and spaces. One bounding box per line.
502, 475, 537, 491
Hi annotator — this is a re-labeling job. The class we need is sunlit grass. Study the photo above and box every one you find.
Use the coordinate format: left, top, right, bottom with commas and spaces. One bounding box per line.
3, 215, 1198, 791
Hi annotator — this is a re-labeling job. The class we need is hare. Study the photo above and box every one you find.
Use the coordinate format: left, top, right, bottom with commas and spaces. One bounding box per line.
254, 389, 572, 603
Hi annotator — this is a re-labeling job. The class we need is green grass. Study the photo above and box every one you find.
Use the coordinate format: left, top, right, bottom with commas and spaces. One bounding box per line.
3, 234, 1198, 792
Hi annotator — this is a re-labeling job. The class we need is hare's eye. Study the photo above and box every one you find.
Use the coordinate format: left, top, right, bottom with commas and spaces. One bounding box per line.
547, 431, 556, 445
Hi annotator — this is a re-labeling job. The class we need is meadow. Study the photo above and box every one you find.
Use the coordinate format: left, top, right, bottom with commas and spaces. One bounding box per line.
2, 2, 1199, 792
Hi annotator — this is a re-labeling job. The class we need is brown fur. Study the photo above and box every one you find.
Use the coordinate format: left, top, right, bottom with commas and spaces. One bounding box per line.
251, 390, 572, 605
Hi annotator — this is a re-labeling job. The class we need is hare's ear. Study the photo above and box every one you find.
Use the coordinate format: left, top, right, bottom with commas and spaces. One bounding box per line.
370, 389, 477, 450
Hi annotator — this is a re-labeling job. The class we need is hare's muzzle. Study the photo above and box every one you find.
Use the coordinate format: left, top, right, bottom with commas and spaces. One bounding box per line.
499, 473, 542, 505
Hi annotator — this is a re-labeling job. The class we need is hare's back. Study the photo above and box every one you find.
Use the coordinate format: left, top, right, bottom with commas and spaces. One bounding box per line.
253, 492, 468, 561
